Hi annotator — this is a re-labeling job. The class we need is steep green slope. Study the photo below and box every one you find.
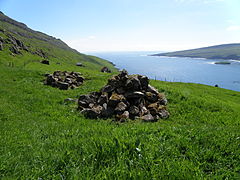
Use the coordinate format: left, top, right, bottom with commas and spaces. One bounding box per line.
153, 43, 240, 60
0, 11, 116, 71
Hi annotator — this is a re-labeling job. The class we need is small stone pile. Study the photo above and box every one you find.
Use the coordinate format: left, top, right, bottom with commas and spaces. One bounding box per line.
101, 66, 111, 73
41, 60, 50, 65
44, 71, 84, 90
78, 70, 169, 122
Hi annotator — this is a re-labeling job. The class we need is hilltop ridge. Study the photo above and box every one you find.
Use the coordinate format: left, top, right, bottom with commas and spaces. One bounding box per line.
0, 11, 72, 51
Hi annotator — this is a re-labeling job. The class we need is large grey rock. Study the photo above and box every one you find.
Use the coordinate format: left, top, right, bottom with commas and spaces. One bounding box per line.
129, 106, 140, 116
141, 113, 155, 122
57, 81, 69, 90
147, 85, 159, 94
101, 103, 115, 118
116, 111, 129, 121
125, 75, 141, 90
108, 93, 125, 107
125, 91, 145, 99
81, 108, 99, 119
158, 109, 170, 119
138, 75, 149, 90
158, 93, 168, 105
115, 102, 128, 112
78, 95, 95, 107
46, 75, 56, 85
41, 60, 50, 65
76, 62, 83, 66
101, 85, 115, 93
76, 76, 84, 82
97, 94, 108, 105
145, 92, 158, 103
101, 66, 111, 73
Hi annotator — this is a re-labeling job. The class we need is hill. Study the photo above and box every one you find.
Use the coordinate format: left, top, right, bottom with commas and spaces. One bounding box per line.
0, 11, 116, 71
1, 12, 240, 179
152, 43, 240, 60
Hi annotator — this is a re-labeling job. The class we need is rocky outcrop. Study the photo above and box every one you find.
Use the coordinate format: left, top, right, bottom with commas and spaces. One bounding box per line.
78, 70, 169, 122
0, 32, 28, 54
9, 46, 21, 54
7, 34, 28, 53
101, 66, 111, 73
44, 71, 85, 90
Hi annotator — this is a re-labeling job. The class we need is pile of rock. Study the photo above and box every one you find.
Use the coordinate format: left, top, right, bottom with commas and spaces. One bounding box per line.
78, 70, 169, 122
44, 71, 84, 90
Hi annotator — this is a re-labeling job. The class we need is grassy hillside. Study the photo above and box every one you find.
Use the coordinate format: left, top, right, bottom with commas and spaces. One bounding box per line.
153, 43, 240, 60
1, 12, 240, 179
0, 11, 116, 71
1, 63, 240, 179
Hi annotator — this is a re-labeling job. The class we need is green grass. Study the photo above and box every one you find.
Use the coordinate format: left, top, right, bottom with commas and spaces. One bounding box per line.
214, 61, 231, 65
1, 12, 240, 179
1, 60, 240, 179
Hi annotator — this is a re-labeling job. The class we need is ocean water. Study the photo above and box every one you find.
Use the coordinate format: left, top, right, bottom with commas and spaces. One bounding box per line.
89, 51, 240, 92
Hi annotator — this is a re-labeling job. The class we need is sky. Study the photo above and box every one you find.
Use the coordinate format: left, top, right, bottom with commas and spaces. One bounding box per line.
0, 0, 240, 52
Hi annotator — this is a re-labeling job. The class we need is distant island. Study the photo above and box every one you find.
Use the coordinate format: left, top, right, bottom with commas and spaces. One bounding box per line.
152, 43, 240, 60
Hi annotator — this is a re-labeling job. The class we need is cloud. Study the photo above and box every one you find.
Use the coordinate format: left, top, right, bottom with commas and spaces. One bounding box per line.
88, 36, 96, 39
227, 25, 240, 31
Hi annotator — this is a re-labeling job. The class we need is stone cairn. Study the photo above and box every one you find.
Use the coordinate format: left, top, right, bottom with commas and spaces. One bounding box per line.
44, 71, 84, 90
78, 70, 169, 122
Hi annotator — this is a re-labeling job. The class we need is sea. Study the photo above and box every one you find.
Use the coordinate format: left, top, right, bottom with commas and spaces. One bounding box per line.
88, 51, 240, 92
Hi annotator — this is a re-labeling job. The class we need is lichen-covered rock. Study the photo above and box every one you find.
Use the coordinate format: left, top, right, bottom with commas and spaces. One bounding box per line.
78, 70, 169, 122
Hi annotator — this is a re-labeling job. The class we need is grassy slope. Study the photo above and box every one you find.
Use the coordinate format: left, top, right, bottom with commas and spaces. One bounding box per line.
153, 43, 240, 60
1, 57, 240, 179
1, 13, 240, 179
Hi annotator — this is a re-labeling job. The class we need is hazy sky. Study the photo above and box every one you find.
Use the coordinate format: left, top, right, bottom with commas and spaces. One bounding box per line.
0, 0, 240, 52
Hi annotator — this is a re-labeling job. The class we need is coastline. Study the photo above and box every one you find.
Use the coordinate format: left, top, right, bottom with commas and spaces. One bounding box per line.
151, 54, 240, 61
